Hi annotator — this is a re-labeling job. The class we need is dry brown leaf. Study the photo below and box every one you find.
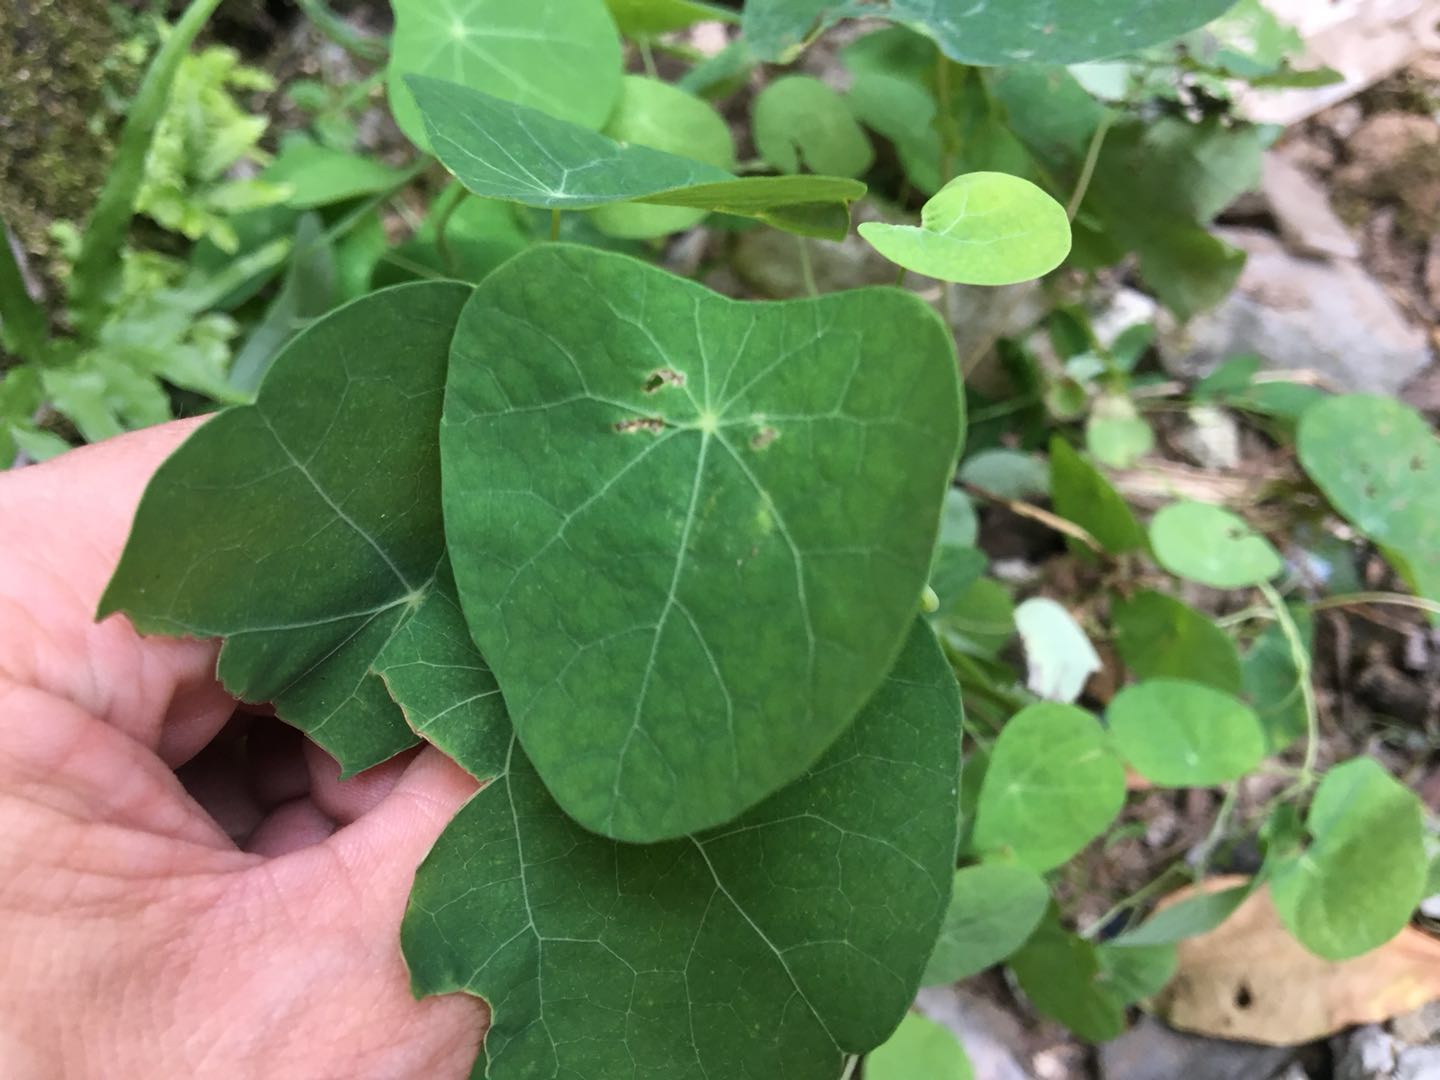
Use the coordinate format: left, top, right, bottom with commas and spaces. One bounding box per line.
1155, 876, 1440, 1046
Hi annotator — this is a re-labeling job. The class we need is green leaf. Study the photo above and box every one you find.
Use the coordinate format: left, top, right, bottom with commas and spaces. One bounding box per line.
742, 0, 1236, 66
1086, 393, 1153, 468
100, 282, 477, 776
959, 448, 1049, 500
1014, 597, 1101, 705
1111, 883, 1250, 947
1096, 942, 1176, 1003
71, 0, 227, 332
1049, 436, 1147, 556
859, 173, 1071, 286
929, 490, 985, 611
1107, 679, 1265, 786
1113, 590, 1242, 694
1149, 501, 1283, 589
1270, 758, 1427, 960
922, 862, 1050, 985
591, 76, 736, 239
935, 578, 1015, 659
753, 76, 874, 179
0, 222, 47, 361
374, 186, 534, 288
1298, 395, 1440, 607
410, 76, 866, 240
973, 703, 1126, 871
403, 621, 963, 1080
386, 0, 622, 149
262, 138, 406, 209
442, 244, 961, 841
867, 1013, 973, 1080
1242, 611, 1313, 751
1009, 907, 1126, 1041
605, 0, 737, 36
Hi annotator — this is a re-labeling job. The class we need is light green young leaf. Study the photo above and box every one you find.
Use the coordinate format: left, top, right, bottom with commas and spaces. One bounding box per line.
1111, 883, 1250, 947
442, 244, 961, 841
922, 862, 1050, 985
753, 76, 874, 178
859, 173, 1071, 286
742, 0, 1236, 66
972, 703, 1126, 871
1009, 906, 1126, 1042
1150, 501, 1283, 589
1087, 392, 1154, 467
1107, 679, 1265, 786
403, 622, 963, 1080
591, 77, 735, 239
262, 138, 406, 208
99, 282, 492, 776
866, 1013, 973, 1080
1049, 436, 1148, 556
1298, 395, 1440, 607
410, 76, 865, 240
1014, 597, 1101, 705
1113, 589, 1243, 695
386, 0, 622, 148
1270, 758, 1427, 960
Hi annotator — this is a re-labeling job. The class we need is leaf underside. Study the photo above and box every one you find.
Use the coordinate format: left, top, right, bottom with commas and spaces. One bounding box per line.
403, 620, 963, 1080
441, 244, 962, 841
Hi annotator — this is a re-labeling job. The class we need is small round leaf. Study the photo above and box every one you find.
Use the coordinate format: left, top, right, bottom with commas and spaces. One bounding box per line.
753, 75, 874, 178
866, 1014, 973, 1080
923, 863, 1051, 985
859, 172, 1072, 286
1149, 501, 1282, 589
1107, 679, 1265, 786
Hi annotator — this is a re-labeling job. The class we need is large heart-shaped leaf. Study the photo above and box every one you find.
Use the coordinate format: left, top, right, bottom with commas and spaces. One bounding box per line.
387, 0, 623, 149
441, 244, 961, 841
403, 621, 963, 1080
742, 0, 1236, 66
409, 76, 866, 240
99, 282, 510, 778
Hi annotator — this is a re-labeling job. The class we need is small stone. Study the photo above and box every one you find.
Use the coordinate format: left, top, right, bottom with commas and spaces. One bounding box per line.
1263, 153, 1361, 260
1390, 1000, 1440, 1044
1099, 1016, 1295, 1080
1334, 1024, 1398, 1080
915, 985, 1031, 1080
1396, 1046, 1440, 1080
1157, 228, 1432, 396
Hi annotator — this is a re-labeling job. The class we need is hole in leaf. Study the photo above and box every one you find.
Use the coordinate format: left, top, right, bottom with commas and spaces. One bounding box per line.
614, 417, 667, 434
751, 426, 779, 451
1234, 982, 1254, 1010
643, 368, 685, 393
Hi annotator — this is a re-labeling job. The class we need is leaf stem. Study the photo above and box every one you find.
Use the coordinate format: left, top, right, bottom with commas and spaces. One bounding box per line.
1193, 782, 1239, 879
639, 39, 659, 79
1067, 111, 1114, 221
933, 51, 956, 330
962, 482, 1104, 555
550, 209, 562, 242
1258, 581, 1320, 786
295, 0, 389, 59
1079, 863, 1189, 940
838, 1053, 860, 1080
433, 189, 471, 275
797, 237, 819, 297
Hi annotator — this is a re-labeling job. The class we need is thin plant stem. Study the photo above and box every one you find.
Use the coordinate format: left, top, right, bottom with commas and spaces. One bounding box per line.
1259, 581, 1320, 785
550, 209, 562, 242
433, 189, 471, 275
896, 265, 907, 287
934, 52, 956, 330
639, 39, 659, 79
1080, 863, 1189, 940
1193, 782, 1239, 879
1310, 590, 1440, 620
1067, 111, 1114, 221
838, 1054, 860, 1080
295, 0, 389, 60
962, 482, 1104, 555
797, 237, 819, 297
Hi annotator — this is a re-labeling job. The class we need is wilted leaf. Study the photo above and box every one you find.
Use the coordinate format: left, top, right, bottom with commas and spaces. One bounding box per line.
442, 244, 961, 841
923, 862, 1050, 985
100, 283, 493, 776
972, 703, 1126, 871
1014, 597, 1101, 704
860, 173, 1071, 286
1113, 589, 1242, 695
403, 622, 963, 1080
753, 76, 874, 178
1157, 878, 1440, 1045
410, 77, 866, 239
1269, 759, 1427, 960
1150, 501, 1282, 589
866, 1013, 973, 1080
386, 0, 622, 147
1107, 679, 1265, 786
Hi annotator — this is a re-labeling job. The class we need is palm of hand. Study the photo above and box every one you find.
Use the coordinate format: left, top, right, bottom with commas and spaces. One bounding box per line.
0, 423, 483, 1079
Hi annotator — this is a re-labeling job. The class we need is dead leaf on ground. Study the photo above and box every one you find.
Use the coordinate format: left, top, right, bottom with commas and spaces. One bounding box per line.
1154, 876, 1440, 1045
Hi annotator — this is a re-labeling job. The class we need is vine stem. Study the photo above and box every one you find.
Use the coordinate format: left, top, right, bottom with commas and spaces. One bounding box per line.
838, 1053, 860, 1080
639, 38, 659, 79
1258, 581, 1320, 786
433, 189, 471, 275
1066, 111, 1114, 221
1193, 782, 1239, 879
797, 237, 819, 297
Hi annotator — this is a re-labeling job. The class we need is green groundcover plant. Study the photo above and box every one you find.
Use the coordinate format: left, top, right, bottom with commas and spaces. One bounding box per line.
4, 0, 1434, 1076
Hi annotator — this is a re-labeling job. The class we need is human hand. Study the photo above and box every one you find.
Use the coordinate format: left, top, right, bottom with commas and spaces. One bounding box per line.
0, 421, 484, 1079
